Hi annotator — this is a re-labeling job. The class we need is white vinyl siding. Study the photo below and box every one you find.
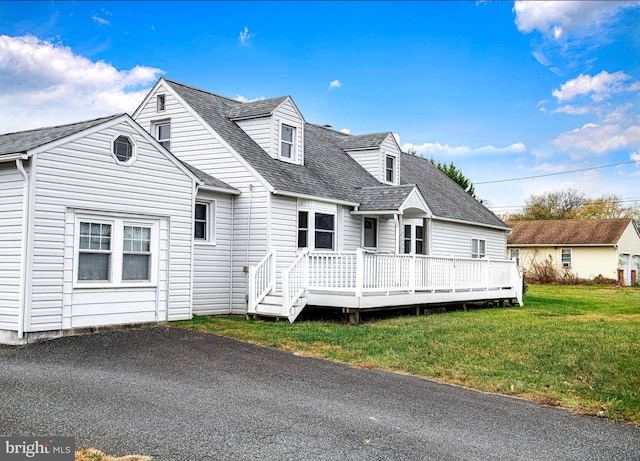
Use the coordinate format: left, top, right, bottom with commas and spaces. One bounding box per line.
431, 220, 507, 259
0, 162, 25, 331
29, 119, 194, 331
343, 211, 362, 251
135, 82, 269, 314
343, 134, 401, 185
272, 99, 304, 164
193, 191, 234, 315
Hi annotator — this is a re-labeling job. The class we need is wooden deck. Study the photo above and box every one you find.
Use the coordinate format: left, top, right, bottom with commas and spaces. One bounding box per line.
249, 249, 523, 322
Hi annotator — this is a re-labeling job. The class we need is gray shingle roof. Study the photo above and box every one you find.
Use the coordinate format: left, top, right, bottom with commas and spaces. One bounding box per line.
358, 184, 417, 211
180, 161, 239, 193
0, 114, 122, 158
227, 96, 289, 120
338, 132, 391, 150
164, 79, 508, 228
401, 153, 508, 229
507, 218, 634, 246
165, 79, 381, 204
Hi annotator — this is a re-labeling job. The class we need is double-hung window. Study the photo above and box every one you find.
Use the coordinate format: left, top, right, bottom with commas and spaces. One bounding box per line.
76, 215, 157, 286
297, 211, 309, 248
403, 225, 412, 254
194, 201, 215, 243
415, 226, 424, 255
471, 238, 486, 259
281, 124, 295, 159
510, 249, 520, 266
385, 155, 395, 183
315, 213, 334, 250
156, 121, 171, 150
561, 248, 572, 267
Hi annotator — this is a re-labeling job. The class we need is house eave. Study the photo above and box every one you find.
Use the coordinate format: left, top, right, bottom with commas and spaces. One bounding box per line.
272, 189, 358, 207
432, 215, 510, 232
351, 210, 399, 216
197, 184, 241, 196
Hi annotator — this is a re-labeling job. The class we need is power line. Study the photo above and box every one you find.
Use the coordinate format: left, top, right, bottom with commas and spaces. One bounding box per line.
476, 159, 640, 185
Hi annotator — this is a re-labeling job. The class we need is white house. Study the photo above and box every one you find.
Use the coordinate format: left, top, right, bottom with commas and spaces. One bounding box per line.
0, 114, 238, 345
0, 79, 522, 344
133, 79, 522, 322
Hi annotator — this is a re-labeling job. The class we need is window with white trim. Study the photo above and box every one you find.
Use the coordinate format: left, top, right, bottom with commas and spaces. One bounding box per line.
561, 248, 571, 267
403, 225, 412, 254
415, 225, 424, 255
78, 222, 112, 281
385, 155, 395, 183
315, 213, 334, 250
157, 94, 166, 112
363, 217, 378, 249
75, 216, 157, 286
194, 201, 216, 243
471, 238, 486, 259
297, 211, 309, 248
156, 121, 171, 150
281, 124, 295, 159
113, 135, 134, 163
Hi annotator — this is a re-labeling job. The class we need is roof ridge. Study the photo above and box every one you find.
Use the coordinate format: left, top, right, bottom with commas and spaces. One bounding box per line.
162, 78, 242, 106
0, 113, 123, 137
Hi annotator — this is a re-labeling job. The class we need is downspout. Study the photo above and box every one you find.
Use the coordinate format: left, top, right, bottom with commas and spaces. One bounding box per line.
16, 159, 29, 339
228, 194, 234, 314
245, 184, 253, 305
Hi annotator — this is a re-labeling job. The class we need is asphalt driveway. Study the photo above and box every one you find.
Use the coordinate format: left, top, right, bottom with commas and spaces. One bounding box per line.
1, 327, 638, 461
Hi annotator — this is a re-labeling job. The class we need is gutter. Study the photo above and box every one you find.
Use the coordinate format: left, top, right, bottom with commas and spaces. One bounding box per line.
272, 189, 358, 207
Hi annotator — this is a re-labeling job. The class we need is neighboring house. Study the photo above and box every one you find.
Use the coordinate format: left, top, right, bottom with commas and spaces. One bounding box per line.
507, 218, 640, 285
0, 114, 238, 345
133, 78, 522, 322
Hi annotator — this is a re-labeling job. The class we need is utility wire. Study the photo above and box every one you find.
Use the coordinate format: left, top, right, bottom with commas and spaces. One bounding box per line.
476, 159, 640, 185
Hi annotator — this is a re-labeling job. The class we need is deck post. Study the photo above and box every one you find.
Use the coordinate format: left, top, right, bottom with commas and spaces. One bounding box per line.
355, 248, 364, 298
483, 259, 490, 291
409, 255, 416, 294
248, 266, 256, 313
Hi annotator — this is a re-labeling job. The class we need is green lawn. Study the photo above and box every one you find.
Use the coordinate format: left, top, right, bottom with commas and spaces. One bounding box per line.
175, 285, 640, 425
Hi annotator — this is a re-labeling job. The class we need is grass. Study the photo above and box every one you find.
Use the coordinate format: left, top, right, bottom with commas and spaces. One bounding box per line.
175, 284, 640, 425
75, 449, 151, 461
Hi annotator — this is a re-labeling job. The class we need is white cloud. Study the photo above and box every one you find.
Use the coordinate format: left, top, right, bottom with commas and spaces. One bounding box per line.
328, 79, 342, 89
234, 94, 266, 103
552, 71, 633, 103
239, 27, 255, 46
340, 128, 351, 134
400, 140, 527, 158
513, 1, 638, 38
92, 15, 110, 26
551, 123, 640, 156
0, 35, 163, 132
632, 152, 640, 162
552, 105, 590, 115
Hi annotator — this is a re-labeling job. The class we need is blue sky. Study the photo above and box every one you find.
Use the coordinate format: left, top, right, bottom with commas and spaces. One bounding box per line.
1, 1, 639, 214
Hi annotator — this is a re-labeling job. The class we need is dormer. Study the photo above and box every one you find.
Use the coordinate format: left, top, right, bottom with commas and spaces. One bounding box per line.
339, 132, 401, 185
228, 96, 305, 165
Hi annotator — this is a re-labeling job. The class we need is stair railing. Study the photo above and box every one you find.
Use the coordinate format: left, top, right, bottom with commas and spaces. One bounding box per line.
248, 249, 276, 314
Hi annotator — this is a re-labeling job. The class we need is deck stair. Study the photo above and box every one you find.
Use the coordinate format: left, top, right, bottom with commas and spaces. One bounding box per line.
253, 293, 308, 322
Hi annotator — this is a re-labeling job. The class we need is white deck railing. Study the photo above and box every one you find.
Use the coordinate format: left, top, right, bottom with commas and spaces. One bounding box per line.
250, 249, 523, 316
248, 249, 276, 314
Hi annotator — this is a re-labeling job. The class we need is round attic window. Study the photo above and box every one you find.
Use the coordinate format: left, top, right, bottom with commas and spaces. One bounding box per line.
113, 135, 133, 163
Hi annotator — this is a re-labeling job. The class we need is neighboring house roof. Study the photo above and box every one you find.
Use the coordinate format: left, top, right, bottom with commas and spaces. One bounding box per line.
0, 114, 121, 158
401, 153, 508, 229
507, 218, 635, 246
162, 79, 507, 228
